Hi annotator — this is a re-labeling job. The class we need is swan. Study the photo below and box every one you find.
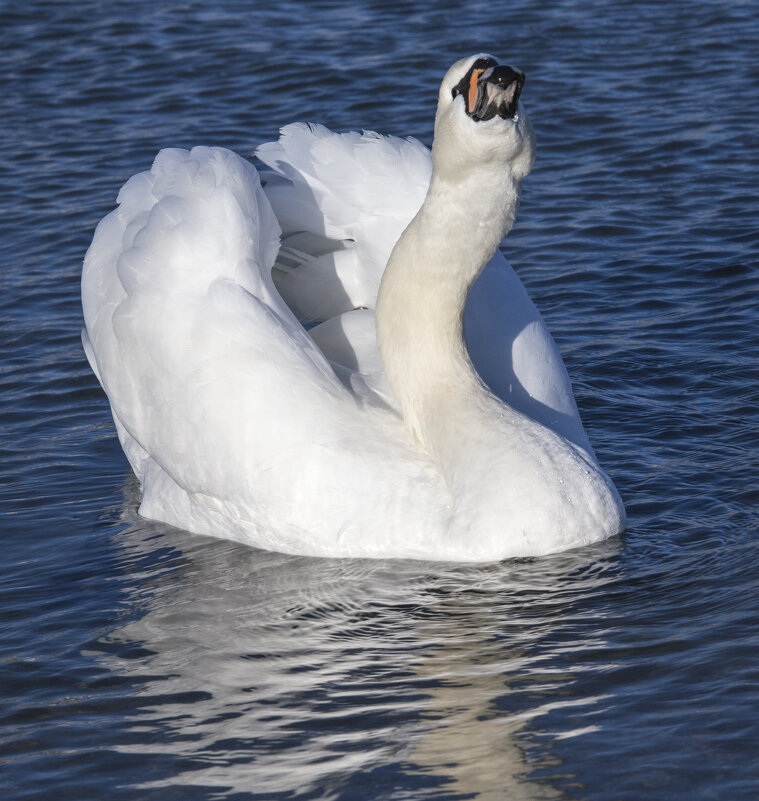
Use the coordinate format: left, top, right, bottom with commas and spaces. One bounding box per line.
81, 54, 625, 561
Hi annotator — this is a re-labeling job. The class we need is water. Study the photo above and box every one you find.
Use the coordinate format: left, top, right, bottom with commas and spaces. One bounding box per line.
1, 1, 757, 798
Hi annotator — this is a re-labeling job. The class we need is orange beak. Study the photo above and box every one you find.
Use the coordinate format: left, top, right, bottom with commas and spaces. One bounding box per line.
467, 69, 486, 115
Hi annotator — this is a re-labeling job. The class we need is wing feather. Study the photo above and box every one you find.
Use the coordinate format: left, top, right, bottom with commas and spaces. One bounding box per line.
81, 144, 448, 554
256, 123, 432, 323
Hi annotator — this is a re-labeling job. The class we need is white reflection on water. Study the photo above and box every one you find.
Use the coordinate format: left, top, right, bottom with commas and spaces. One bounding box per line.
100, 479, 622, 798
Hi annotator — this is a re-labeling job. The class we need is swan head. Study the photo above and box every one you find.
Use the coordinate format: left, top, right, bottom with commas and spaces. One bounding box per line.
433, 54, 536, 185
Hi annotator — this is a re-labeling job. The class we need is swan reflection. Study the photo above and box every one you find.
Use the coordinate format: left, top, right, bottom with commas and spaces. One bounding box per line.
100, 478, 621, 797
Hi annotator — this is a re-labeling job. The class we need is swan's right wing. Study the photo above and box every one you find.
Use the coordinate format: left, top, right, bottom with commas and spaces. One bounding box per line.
82, 146, 446, 554
82, 146, 343, 479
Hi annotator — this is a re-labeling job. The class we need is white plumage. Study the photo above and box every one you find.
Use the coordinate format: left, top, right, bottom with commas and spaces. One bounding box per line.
82, 55, 625, 561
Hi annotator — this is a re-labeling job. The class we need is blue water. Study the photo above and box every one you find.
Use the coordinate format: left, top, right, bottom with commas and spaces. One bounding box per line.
2, 1, 758, 798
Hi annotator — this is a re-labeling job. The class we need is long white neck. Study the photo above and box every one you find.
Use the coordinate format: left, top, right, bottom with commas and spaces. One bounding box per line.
376, 163, 521, 454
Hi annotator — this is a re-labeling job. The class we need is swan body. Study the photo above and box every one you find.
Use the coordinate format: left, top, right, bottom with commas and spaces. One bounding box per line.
82, 54, 625, 561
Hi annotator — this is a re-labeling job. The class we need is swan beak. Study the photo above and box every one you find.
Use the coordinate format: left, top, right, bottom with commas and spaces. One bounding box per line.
470, 65, 525, 121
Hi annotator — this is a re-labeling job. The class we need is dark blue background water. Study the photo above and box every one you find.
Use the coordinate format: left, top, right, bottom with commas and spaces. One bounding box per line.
2, 1, 757, 798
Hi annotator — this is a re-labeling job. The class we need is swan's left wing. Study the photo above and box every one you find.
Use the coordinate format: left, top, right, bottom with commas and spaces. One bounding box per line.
256, 122, 432, 325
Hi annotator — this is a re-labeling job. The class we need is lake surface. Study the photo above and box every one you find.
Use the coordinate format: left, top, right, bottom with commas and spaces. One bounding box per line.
2, 1, 758, 798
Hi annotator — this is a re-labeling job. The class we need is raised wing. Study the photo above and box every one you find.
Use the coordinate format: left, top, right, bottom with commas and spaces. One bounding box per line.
82, 145, 447, 554
257, 123, 432, 324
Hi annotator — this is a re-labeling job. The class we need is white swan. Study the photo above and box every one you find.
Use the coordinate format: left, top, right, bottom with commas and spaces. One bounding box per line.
81, 54, 625, 561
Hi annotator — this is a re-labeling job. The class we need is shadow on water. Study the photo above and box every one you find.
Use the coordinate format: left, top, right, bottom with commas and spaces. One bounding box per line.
98, 477, 623, 799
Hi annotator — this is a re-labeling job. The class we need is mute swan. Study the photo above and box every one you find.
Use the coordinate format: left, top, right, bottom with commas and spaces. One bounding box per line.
82, 54, 625, 561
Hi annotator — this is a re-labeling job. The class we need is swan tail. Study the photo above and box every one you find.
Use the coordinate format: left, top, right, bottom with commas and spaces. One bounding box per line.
256, 123, 433, 324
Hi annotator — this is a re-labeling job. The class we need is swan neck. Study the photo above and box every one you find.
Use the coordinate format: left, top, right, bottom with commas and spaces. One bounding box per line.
376, 169, 520, 446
